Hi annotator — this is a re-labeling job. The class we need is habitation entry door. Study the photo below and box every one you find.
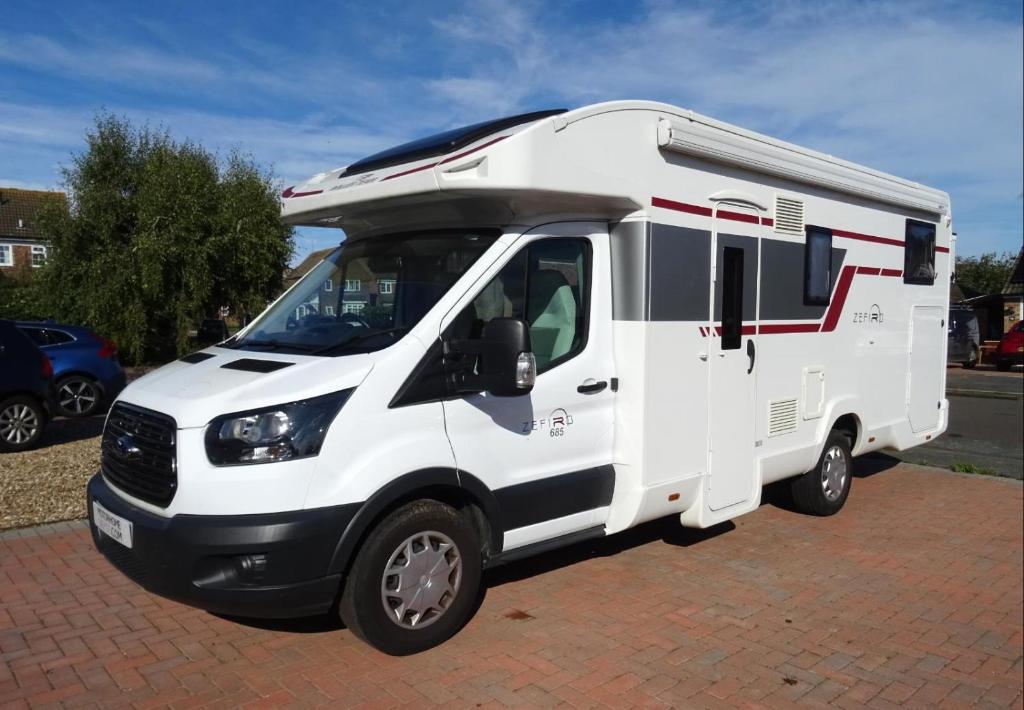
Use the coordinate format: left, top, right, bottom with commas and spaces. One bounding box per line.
707, 203, 761, 511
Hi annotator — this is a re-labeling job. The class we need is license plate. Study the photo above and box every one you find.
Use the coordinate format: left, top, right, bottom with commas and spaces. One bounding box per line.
93, 501, 133, 549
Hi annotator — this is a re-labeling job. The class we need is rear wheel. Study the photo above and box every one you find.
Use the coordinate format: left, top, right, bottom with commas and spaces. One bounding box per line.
56, 376, 102, 417
339, 500, 481, 655
0, 396, 47, 453
790, 430, 852, 516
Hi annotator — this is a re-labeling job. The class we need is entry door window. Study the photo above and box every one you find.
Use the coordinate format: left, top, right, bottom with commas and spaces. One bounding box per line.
456, 239, 590, 372
720, 246, 744, 350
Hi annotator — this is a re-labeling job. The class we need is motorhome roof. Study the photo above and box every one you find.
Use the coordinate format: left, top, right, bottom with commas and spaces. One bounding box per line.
280, 100, 950, 233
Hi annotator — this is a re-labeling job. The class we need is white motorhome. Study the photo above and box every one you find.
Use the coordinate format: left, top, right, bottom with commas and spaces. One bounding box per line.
88, 101, 951, 654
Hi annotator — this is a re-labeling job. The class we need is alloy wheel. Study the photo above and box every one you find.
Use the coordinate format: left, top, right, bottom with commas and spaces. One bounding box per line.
820, 445, 848, 502
0, 404, 40, 445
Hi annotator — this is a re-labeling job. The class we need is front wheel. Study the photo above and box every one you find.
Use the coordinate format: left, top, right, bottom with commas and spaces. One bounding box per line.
790, 430, 853, 516
339, 500, 481, 655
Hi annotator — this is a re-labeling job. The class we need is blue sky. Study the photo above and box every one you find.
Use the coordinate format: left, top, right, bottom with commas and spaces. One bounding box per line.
2, 0, 1022, 264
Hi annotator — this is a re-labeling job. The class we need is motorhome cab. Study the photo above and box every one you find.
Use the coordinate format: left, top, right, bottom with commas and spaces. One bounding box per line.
88, 101, 952, 654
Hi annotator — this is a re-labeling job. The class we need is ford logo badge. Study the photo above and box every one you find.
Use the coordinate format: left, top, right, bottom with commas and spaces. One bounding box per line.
115, 435, 142, 459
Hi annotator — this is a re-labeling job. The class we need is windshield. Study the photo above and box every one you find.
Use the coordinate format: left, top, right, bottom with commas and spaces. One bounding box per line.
228, 230, 499, 355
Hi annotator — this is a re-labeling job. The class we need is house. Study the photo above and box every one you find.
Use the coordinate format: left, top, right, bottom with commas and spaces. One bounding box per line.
282, 245, 396, 324
0, 188, 66, 276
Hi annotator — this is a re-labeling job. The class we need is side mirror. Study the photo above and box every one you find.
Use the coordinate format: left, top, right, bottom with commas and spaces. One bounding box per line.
447, 317, 536, 397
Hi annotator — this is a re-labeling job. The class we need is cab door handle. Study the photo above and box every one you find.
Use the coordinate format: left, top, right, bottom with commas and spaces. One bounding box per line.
577, 380, 607, 394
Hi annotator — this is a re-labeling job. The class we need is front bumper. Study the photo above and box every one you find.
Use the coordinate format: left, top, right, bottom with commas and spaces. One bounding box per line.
87, 474, 359, 618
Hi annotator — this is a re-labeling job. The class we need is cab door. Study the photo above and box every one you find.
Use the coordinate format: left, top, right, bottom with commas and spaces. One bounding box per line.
440, 225, 616, 550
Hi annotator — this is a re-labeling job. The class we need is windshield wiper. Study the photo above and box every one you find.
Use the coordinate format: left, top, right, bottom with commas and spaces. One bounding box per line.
312, 327, 410, 355
232, 338, 317, 352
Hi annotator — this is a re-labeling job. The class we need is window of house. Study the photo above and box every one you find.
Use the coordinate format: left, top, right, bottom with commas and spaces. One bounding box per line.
323, 305, 335, 316
342, 302, 366, 314
804, 226, 833, 306
31, 245, 47, 268
451, 238, 590, 372
904, 219, 937, 285
323, 279, 333, 291
378, 279, 395, 295
344, 279, 361, 292
0, 244, 12, 266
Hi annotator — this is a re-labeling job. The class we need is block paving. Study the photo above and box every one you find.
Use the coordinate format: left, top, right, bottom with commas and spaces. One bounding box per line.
1, 461, 1021, 708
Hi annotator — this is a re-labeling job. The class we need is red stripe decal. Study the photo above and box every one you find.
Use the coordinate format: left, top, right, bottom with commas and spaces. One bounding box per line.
936, 246, 950, 253
856, 266, 881, 275
712, 325, 756, 336
651, 197, 712, 217
717, 208, 760, 224
880, 268, 902, 277
759, 322, 820, 334
437, 135, 507, 165
281, 186, 324, 198
821, 265, 857, 332
832, 228, 904, 248
761, 217, 774, 227
382, 135, 509, 182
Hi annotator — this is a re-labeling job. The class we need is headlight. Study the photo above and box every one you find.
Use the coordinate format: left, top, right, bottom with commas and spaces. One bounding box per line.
205, 389, 353, 465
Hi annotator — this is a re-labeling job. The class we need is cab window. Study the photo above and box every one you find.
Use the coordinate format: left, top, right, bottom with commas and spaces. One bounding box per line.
458, 238, 590, 372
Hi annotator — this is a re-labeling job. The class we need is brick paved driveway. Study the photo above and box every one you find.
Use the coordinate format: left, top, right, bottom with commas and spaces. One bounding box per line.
1, 459, 1021, 709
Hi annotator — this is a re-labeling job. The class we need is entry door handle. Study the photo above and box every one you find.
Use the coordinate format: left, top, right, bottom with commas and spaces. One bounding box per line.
577, 380, 608, 394
746, 339, 756, 374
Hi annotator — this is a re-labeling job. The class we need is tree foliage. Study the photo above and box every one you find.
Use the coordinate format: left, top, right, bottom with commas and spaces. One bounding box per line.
955, 251, 1018, 297
29, 114, 293, 364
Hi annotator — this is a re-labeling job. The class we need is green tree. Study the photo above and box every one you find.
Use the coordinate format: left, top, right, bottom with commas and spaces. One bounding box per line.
31, 114, 293, 363
954, 251, 1018, 297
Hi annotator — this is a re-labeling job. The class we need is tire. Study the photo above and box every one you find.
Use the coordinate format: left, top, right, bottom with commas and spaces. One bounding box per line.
790, 430, 853, 516
339, 500, 482, 655
962, 348, 978, 369
56, 376, 103, 417
995, 359, 1011, 372
0, 396, 47, 453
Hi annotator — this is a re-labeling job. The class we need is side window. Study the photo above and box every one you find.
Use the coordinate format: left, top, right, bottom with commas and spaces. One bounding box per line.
44, 329, 73, 345
804, 226, 833, 305
457, 238, 591, 372
19, 328, 49, 346
720, 247, 744, 350
904, 219, 936, 285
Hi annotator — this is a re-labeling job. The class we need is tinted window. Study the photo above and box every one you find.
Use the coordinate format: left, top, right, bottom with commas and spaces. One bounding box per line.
804, 226, 833, 305
720, 247, 744, 350
455, 238, 590, 372
45, 329, 73, 345
19, 328, 49, 346
904, 220, 936, 285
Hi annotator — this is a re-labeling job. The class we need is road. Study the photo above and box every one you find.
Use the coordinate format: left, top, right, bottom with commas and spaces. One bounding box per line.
883, 366, 1023, 479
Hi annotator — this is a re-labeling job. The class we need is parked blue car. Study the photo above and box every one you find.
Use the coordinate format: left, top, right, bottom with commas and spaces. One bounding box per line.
16, 321, 127, 418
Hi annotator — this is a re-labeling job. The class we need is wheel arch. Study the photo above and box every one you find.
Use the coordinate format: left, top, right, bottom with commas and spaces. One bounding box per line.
326, 468, 503, 579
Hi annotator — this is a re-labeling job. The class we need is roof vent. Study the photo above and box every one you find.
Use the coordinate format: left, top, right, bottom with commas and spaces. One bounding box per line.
768, 398, 798, 437
774, 196, 804, 236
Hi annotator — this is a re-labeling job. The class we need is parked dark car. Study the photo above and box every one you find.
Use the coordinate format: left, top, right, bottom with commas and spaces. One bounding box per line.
16, 321, 127, 418
0, 319, 55, 452
995, 320, 1024, 371
947, 306, 981, 368
197, 318, 230, 346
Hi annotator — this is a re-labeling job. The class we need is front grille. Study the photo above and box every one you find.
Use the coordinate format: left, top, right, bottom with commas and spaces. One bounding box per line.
101, 403, 178, 507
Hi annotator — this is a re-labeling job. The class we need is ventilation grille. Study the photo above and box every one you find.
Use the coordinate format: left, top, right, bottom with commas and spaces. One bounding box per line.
768, 399, 799, 436
774, 196, 805, 235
